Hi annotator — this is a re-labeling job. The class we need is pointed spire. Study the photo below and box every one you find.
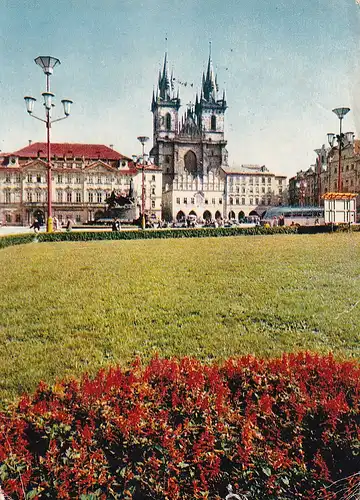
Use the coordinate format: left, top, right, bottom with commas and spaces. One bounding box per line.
151, 88, 156, 110
203, 42, 217, 102
158, 52, 171, 100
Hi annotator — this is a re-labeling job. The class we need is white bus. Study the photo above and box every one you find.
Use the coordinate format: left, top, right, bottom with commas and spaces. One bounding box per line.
262, 206, 325, 226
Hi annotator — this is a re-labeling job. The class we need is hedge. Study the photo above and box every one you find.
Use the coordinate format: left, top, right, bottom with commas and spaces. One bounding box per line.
0, 353, 359, 499
1, 224, 359, 250
0, 233, 35, 250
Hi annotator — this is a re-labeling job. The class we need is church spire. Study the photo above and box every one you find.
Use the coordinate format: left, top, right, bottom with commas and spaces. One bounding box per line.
158, 52, 171, 100
202, 42, 217, 102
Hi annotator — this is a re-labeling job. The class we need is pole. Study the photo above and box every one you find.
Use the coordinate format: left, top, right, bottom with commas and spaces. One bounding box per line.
46, 73, 53, 232
338, 117, 342, 193
317, 155, 321, 207
141, 143, 146, 230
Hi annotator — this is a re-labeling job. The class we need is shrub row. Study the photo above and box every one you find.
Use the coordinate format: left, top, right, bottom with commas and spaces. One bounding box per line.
0, 233, 35, 250
1, 224, 359, 249
36, 225, 297, 243
0, 353, 359, 499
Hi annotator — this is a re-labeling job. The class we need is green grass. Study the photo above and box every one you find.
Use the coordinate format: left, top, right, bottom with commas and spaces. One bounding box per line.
0, 233, 359, 404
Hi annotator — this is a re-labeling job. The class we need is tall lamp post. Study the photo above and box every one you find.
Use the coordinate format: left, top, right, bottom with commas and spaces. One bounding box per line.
24, 56, 73, 233
327, 107, 350, 193
132, 136, 149, 230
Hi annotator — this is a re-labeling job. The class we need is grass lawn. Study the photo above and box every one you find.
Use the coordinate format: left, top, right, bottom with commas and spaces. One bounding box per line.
0, 232, 359, 404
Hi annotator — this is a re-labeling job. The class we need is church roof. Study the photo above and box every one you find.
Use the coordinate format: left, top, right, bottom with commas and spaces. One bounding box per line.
9, 142, 130, 160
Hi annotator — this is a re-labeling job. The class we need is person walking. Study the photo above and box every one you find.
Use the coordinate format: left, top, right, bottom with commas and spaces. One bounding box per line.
66, 218, 73, 232
30, 218, 41, 234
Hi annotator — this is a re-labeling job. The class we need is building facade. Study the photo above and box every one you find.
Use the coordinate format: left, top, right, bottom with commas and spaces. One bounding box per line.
150, 53, 286, 221
0, 142, 162, 225
289, 138, 360, 208
223, 164, 287, 220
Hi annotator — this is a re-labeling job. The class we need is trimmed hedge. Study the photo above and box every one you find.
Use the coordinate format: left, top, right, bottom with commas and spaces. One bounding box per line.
0, 353, 359, 499
0, 224, 359, 250
0, 233, 35, 250
36, 226, 297, 243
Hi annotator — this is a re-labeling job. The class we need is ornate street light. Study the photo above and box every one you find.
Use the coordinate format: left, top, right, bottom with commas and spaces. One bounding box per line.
24, 56, 73, 232
327, 107, 350, 192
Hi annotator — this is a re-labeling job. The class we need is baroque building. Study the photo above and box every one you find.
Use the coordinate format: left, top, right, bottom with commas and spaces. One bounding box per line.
289, 137, 360, 208
150, 52, 286, 221
0, 142, 162, 225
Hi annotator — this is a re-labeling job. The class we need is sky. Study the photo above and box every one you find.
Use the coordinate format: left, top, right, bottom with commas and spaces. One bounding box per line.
1, 0, 360, 178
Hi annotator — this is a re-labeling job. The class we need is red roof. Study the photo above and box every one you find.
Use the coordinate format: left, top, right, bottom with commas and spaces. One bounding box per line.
10, 142, 130, 161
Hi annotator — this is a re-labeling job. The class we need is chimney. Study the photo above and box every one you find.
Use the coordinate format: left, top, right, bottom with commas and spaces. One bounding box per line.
28, 140, 32, 146
109, 144, 114, 149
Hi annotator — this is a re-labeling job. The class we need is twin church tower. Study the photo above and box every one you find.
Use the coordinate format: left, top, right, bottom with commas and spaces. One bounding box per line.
149, 49, 229, 221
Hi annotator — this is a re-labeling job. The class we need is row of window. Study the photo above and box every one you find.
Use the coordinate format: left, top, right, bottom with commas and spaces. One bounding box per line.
2, 173, 156, 184
174, 196, 275, 206
229, 186, 273, 194
176, 197, 223, 205
229, 197, 272, 206
228, 176, 275, 184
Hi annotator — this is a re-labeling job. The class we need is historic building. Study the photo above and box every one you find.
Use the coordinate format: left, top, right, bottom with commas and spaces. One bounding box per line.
223, 164, 286, 220
150, 52, 286, 221
0, 142, 162, 225
289, 137, 360, 208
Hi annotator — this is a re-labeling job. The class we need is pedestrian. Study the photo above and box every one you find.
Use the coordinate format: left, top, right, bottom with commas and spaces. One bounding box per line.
66, 218, 73, 232
30, 218, 41, 234
272, 216, 278, 227
111, 218, 118, 232
116, 219, 121, 231
53, 216, 59, 231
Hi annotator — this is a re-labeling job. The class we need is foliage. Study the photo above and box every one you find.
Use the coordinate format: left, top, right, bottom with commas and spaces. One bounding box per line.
35, 226, 298, 243
1, 233, 360, 403
0, 353, 359, 499
0, 233, 35, 249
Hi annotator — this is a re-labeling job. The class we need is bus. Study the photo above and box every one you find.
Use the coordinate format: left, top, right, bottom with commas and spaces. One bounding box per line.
261, 206, 325, 226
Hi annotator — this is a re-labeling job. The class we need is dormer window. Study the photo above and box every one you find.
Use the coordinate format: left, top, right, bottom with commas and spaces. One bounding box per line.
8, 156, 17, 166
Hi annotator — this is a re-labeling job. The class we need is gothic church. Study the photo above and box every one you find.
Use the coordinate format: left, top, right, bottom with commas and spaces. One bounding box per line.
150, 51, 228, 222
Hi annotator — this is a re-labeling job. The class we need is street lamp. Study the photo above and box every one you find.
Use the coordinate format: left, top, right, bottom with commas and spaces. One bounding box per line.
327, 107, 350, 193
295, 178, 307, 207
24, 56, 73, 232
133, 136, 149, 230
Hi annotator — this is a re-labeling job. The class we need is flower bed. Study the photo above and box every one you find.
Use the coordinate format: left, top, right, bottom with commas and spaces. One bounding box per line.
0, 353, 359, 499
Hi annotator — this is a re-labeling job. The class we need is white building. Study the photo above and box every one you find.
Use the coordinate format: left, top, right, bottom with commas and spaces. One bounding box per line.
150, 52, 286, 222
223, 164, 287, 220
0, 142, 162, 225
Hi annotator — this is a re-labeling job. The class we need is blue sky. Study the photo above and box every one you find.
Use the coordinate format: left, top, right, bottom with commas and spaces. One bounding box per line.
1, 0, 359, 177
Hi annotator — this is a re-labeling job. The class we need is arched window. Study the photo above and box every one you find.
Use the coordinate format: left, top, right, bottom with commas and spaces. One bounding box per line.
176, 210, 185, 222
203, 210, 212, 221
184, 151, 197, 175
165, 113, 171, 131
211, 115, 216, 131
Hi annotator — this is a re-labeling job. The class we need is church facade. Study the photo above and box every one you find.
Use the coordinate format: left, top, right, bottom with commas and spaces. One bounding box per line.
150, 53, 229, 222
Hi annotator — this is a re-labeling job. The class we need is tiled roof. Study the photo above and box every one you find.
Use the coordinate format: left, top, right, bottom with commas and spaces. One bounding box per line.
10, 142, 130, 160
222, 164, 271, 175
322, 192, 357, 199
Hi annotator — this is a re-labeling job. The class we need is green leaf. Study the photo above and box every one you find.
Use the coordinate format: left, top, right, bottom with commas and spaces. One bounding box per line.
262, 466, 272, 477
